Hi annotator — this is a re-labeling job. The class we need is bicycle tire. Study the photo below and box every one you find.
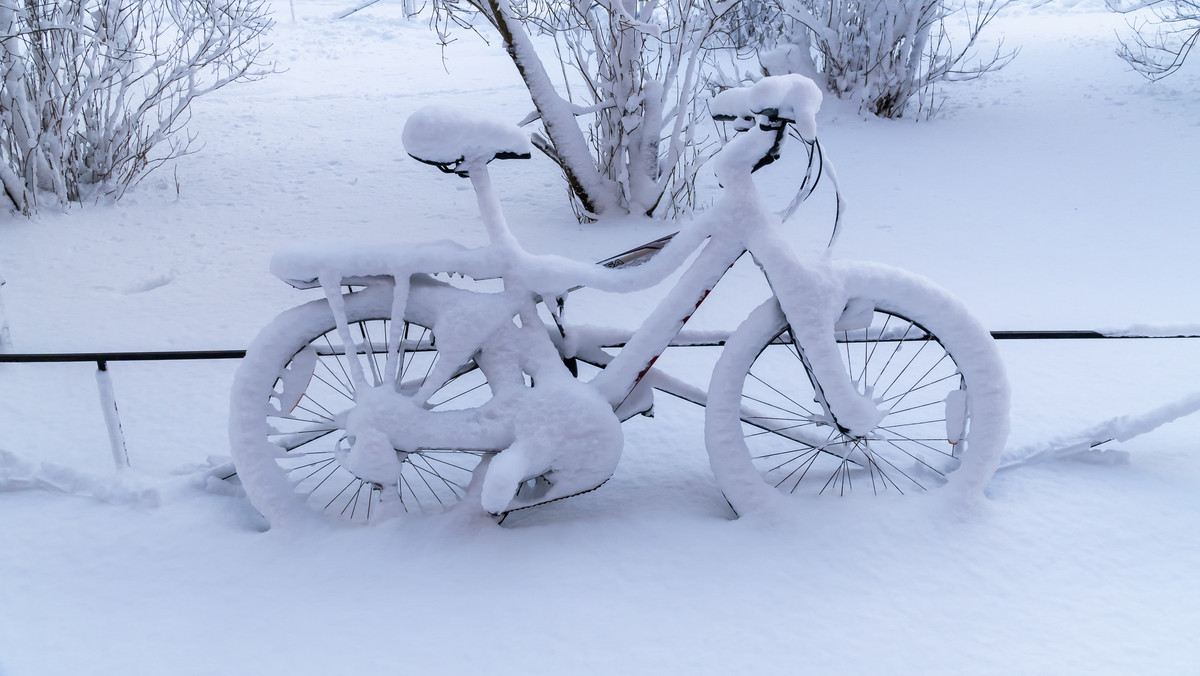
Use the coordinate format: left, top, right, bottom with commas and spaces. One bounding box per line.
705, 261, 1010, 516
229, 283, 507, 527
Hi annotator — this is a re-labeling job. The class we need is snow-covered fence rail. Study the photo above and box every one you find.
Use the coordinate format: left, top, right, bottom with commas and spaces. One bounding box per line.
0, 350, 246, 471
0, 350, 248, 364
2, 329, 1199, 472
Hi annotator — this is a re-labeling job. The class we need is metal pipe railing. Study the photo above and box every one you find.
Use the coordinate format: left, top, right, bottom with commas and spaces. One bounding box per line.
2, 330, 1197, 471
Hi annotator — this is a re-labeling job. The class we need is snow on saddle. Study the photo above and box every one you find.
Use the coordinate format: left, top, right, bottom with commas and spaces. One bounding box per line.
401, 105, 532, 176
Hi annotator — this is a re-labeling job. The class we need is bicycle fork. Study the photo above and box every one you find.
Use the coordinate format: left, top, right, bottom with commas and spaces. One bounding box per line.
747, 230, 886, 439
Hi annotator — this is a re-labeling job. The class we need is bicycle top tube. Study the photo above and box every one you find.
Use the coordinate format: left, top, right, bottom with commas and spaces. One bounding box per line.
272, 128, 791, 296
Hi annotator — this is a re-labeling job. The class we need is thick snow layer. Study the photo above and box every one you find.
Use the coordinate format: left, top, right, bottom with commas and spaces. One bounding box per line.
1, 0, 1198, 673
710, 73, 823, 139
401, 105, 532, 166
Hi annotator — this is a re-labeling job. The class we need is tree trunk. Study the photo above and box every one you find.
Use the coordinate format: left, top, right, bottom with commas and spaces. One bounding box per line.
486, 0, 621, 217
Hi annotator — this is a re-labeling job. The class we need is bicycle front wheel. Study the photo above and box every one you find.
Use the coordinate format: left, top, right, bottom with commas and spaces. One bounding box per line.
705, 261, 1009, 515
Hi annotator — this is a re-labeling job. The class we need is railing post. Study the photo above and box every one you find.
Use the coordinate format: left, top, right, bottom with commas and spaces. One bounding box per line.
94, 360, 130, 470
0, 274, 11, 354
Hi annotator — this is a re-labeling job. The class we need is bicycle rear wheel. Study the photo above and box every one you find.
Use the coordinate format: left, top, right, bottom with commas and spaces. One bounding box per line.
229, 283, 504, 527
705, 262, 1009, 515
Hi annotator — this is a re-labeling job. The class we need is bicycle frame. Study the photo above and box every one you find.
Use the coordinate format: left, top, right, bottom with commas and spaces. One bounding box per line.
269, 114, 877, 454
455, 117, 878, 437
232, 77, 1009, 524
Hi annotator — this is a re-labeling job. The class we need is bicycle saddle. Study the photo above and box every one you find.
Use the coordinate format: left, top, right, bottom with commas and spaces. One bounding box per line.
402, 105, 532, 176
710, 74, 821, 140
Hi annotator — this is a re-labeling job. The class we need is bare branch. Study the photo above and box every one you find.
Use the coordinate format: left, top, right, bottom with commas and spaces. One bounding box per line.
1, 0, 274, 213
428, 0, 736, 219
762, 0, 1016, 117
1110, 0, 1200, 79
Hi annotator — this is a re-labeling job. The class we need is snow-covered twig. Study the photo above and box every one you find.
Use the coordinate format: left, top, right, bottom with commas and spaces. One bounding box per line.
1000, 392, 1200, 469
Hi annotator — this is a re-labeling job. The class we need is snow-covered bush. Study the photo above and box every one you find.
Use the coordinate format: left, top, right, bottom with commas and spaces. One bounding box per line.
431, 0, 741, 219
765, 0, 1016, 117
712, 0, 787, 50
0, 0, 273, 214
1110, 0, 1200, 79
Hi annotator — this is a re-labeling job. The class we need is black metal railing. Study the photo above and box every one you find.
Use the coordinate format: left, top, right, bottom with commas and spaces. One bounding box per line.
2, 329, 1197, 471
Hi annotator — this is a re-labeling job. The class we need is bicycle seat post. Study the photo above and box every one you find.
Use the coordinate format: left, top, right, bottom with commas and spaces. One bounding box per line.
462, 158, 521, 254
401, 106, 533, 256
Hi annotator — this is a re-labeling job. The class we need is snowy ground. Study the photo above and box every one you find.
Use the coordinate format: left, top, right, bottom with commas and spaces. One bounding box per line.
2, 0, 1199, 673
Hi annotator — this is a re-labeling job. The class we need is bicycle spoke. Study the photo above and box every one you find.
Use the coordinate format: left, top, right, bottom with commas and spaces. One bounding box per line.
776, 449, 822, 491
883, 354, 951, 412
743, 414, 809, 422
744, 420, 822, 438
345, 482, 365, 519
276, 414, 331, 426
427, 379, 488, 408
873, 441, 931, 490
737, 307, 968, 498
400, 327, 429, 382
877, 417, 947, 430
357, 321, 382, 386
419, 349, 439, 390
272, 428, 338, 453
883, 428, 956, 461
885, 398, 944, 417
748, 371, 818, 418
314, 361, 355, 402
299, 392, 339, 420
325, 477, 360, 511
863, 448, 905, 494
865, 446, 880, 495
870, 321, 919, 392
751, 440, 851, 461
420, 452, 476, 473
286, 457, 337, 477
303, 461, 342, 497
252, 308, 499, 524
322, 335, 356, 396
742, 391, 812, 418
878, 339, 933, 401
843, 330, 852, 383
407, 457, 447, 507
763, 446, 819, 473
409, 457, 467, 496
293, 402, 334, 423
399, 473, 420, 512
881, 370, 958, 408
859, 314, 891, 385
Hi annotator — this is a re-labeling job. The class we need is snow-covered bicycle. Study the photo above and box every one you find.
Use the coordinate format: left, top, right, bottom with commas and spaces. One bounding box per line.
229, 75, 1010, 527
